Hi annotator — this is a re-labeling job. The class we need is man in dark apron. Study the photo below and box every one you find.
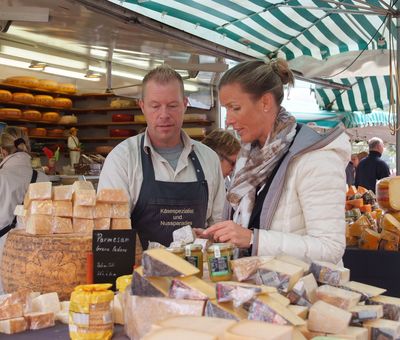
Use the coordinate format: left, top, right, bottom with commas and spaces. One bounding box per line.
98, 65, 225, 250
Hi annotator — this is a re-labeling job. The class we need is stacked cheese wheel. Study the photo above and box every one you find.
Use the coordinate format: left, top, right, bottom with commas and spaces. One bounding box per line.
4, 76, 39, 88
0, 108, 22, 119
0, 89, 12, 102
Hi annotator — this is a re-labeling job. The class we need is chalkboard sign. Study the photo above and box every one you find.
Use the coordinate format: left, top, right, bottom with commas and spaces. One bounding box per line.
92, 230, 136, 290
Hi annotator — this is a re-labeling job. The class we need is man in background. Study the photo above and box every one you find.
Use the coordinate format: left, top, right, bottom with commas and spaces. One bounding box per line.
345, 153, 359, 185
355, 137, 390, 192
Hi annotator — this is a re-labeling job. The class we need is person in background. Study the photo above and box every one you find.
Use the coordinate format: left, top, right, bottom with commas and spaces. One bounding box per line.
201, 129, 240, 179
0, 127, 49, 291
355, 137, 390, 192
68, 127, 81, 167
345, 153, 359, 185
357, 151, 368, 162
98, 65, 225, 249
201, 59, 351, 264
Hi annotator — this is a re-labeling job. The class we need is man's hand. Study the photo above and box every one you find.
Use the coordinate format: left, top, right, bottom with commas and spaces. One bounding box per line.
203, 221, 252, 248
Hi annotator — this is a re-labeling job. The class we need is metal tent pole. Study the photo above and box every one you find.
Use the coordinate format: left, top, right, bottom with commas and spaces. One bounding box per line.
397, 16, 400, 174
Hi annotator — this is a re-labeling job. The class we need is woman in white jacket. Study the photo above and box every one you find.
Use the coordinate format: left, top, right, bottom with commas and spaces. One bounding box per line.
203, 59, 351, 264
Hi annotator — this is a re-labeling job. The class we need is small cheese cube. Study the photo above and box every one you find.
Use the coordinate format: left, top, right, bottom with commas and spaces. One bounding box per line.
111, 218, 131, 230
308, 300, 351, 334
28, 182, 52, 200
73, 218, 94, 234
72, 180, 94, 191
0, 317, 27, 334
29, 200, 53, 215
53, 217, 73, 234
111, 203, 130, 218
205, 300, 247, 321
52, 185, 73, 201
94, 218, 110, 230
73, 203, 94, 219
94, 203, 112, 218
73, 189, 96, 206
31, 293, 60, 314
0, 303, 23, 320
24, 311, 55, 330
97, 188, 129, 203
53, 201, 72, 217
26, 215, 52, 234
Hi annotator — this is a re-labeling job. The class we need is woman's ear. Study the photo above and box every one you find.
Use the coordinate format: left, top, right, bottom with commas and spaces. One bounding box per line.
261, 92, 274, 114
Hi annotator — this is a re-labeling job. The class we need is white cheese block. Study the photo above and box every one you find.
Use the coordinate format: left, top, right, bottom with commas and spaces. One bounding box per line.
310, 261, 350, 285
55, 310, 69, 324
342, 281, 386, 299
350, 305, 383, 322
142, 248, 199, 277
275, 254, 311, 273
28, 182, 52, 200
113, 294, 124, 325
224, 320, 293, 340
72, 181, 94, 191
364, 319, 400, 340
369, 295, 400, 321
315, 285, 361, 310
97, 188, 129, 203
31, 292, 60, 314
0, 317, 27, 334
24, 311, 55, 330
52, 185, 73, 201
143, 327, 217, 340
308, 300, 351, 334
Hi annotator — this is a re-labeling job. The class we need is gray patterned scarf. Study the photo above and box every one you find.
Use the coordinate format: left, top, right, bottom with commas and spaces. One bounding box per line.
227, 107, 297, 227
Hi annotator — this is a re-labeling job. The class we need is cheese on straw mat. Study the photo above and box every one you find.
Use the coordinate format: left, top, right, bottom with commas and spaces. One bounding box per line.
142, 248, 199, 277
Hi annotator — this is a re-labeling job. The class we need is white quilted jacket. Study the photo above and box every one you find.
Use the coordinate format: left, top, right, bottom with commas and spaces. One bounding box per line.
253, 128, 351, 264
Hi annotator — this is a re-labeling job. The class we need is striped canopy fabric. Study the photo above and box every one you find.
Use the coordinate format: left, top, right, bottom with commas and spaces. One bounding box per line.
343, 110, 390, 128
110, 0, 397, 114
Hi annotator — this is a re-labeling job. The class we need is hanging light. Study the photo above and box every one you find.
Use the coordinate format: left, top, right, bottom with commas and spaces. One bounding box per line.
84, 69, 101, 79
29, 60, 46, 70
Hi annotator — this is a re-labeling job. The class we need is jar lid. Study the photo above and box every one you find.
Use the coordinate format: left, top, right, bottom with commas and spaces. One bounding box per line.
207, 243, 234, 252
185, 244, 203, 251
166, 247, 184, 253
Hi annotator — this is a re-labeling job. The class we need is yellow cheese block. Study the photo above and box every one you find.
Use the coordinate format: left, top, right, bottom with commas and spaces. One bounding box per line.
111, 218, 131, 230
359, 228, 381, 250
29, 200, 53, 215
377, 176, 400, 211
382, 213, 400, 236
53, 217, 73, 233
94, 218, 110, 230
26, 215, 52, 235
94, 203, 112, 218
97, 188, 129, 203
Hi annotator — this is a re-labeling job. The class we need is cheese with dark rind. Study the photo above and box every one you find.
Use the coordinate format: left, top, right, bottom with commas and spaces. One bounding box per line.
364, 319, 400, 340
142, 249, 199, 277
169, 276, 215, 301
341, 281, 386, 299
368, 295, 400, 321
287, 273, 318, 306
310, 261, 350, 285
205, 300, 247, 321
131, 267, 170, 297
231, 256, 268, 282
377, 177, 400, 211
350, 304, 383, 323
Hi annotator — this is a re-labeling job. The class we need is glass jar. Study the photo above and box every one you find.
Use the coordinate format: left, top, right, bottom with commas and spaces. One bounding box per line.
184, 244, 203, 278
207, 243, 233, 282
166, 246, 184, 258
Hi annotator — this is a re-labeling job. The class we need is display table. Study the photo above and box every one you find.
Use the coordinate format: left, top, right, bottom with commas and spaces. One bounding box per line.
1, 323, 128, 339
343, 247, 400, 297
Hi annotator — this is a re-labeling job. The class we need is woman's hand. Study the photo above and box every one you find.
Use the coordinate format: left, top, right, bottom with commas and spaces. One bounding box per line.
203, 221, 252, 248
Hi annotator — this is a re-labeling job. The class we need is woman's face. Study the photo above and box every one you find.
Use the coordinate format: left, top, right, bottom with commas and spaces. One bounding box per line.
219, 83, 276, 145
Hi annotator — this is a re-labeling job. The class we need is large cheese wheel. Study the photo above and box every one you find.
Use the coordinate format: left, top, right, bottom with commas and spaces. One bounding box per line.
1, 229, 91, 300
22, 110, 42, 121
57, 83, 76, 94
34, 95, 54, 107
0, 89, 12, 102
42, 112, 60, 122
377, 177, 400, 211
0, 108, 22, 119
37, 79, 58, 91
53, 97, 72, 108
12, 92, 34, 104
29, 128, 47, 137
4, 76, 39, 88
47, 129, 65, 137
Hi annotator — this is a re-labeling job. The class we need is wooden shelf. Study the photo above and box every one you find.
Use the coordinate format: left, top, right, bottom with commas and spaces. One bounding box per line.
29, 136, 67, 140
0, 82, 79, 97
75, 119, 213, 127
0, 117, 73, 126
73, 107, 139, 113
0, 100, 75, 111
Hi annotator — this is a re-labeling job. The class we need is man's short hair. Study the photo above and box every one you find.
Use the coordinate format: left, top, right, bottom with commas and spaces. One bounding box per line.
142, 65, 184, 99
202, 129, 240, 158
368, 137, 384, 151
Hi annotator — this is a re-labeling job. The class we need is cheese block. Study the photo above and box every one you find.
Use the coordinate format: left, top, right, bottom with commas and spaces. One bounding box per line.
26, 215, 52, 234
342, 281, 386, 299
169, 276, 215, 300
269, 292, 291, 307
224, 319, 293, 340
94, 203, 112, 218
94, 218, 111, 230
287, 273, 318, 306
155, 316, 236, 336
359, 228, 381, 250
368, 295, 400, 321
22, 110, 41, 121
0, 108, 22, 118
73, 189, 96, 206
111, 203, 130, 218
379, 230, 400, 251
72, 181, 94, 191
29, 127, 47, 137
124, 294, 204, 340
13, 92, 34, 104
60, 301, 70, 311
364, 319, 400, 340
53, 217, 73, 233
381, 214, 400, 236
42, 111, 60, 122
142, 249, 199, 277
31, 292, 60, 314
315, 285, 361, 310
297, 324, 325, 339
307, 301, 351, 334
57, 83, 76, 94
28, 182, 52, 200
331, 326, 368, 340
310, 260, 350, 285
72, 218, 94, 234
55, 310, 69, 324
0, 303, 23, 320
231, 256, 264, 282
172, 225, 195, 245
377, 177, 400, 211
73, 203, 94, 219
111, 218, 131, 230
29, 200, 53, 215
131, 266, 171, 297
37, 79, 58, 91
4, 76, 39, 88
24, 311, 55, 330
53, 97, 72, 108
205, 300, 247, 320
0, 89, 12, 102
275, 255, 311, 273
0, 317, 27, 334
53, 201, 72, 217
248, 295, 305, 326
348, 220, 368, 238
1, 289, 34, 315
255, 259, 304, 292
58, 114, 77, 124
143, 328, 217, 340
97, 188, 129, 203
34, 95, 54, 107
287, 305, 309, 320
350, 305, 383, 323
113, 293, 124, 325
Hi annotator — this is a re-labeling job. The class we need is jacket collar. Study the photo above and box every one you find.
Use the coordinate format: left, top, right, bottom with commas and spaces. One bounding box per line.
368, 150, 382, 158
0, 152, 32, 169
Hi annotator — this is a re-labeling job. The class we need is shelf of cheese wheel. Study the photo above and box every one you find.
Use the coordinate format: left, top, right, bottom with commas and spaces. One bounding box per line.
0, 181, 132, 301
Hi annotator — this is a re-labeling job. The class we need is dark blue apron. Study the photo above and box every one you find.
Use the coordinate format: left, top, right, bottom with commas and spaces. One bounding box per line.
131, 135, 208, 250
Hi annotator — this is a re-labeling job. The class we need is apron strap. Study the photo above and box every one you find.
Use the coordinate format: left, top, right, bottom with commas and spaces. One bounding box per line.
0, 169, 38, 238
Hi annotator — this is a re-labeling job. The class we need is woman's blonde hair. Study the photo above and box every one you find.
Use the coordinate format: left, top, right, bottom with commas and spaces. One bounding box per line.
218, 58, 294, 104
0, 126, 30, 154
202, 129, 240, 158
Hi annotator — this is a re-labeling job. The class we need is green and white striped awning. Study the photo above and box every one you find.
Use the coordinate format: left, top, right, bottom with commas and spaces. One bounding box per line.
343, 110, 390, 128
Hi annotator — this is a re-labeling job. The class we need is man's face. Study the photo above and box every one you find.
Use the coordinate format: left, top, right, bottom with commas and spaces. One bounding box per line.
139, 79, 187, 148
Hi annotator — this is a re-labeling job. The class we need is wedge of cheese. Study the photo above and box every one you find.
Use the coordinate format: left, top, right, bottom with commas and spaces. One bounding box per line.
231, 256, 265, 282
131, 267, 171, 297
224, 319, 293, 340
143, 328, 217, 340
169, 276, 215, 300
142, 249, 199, 277
342, 281, 386, 299
310, 261, 350, 285
205, 300, 247, 321
369, 295, 400, 321
350, 304, 383, 323
287, 273, 318, 306
308, 300, 351, 334
364, 319, 400, 340
31, 292, 60, 314
381, 214, 400, 236
315, 285, 361, 310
